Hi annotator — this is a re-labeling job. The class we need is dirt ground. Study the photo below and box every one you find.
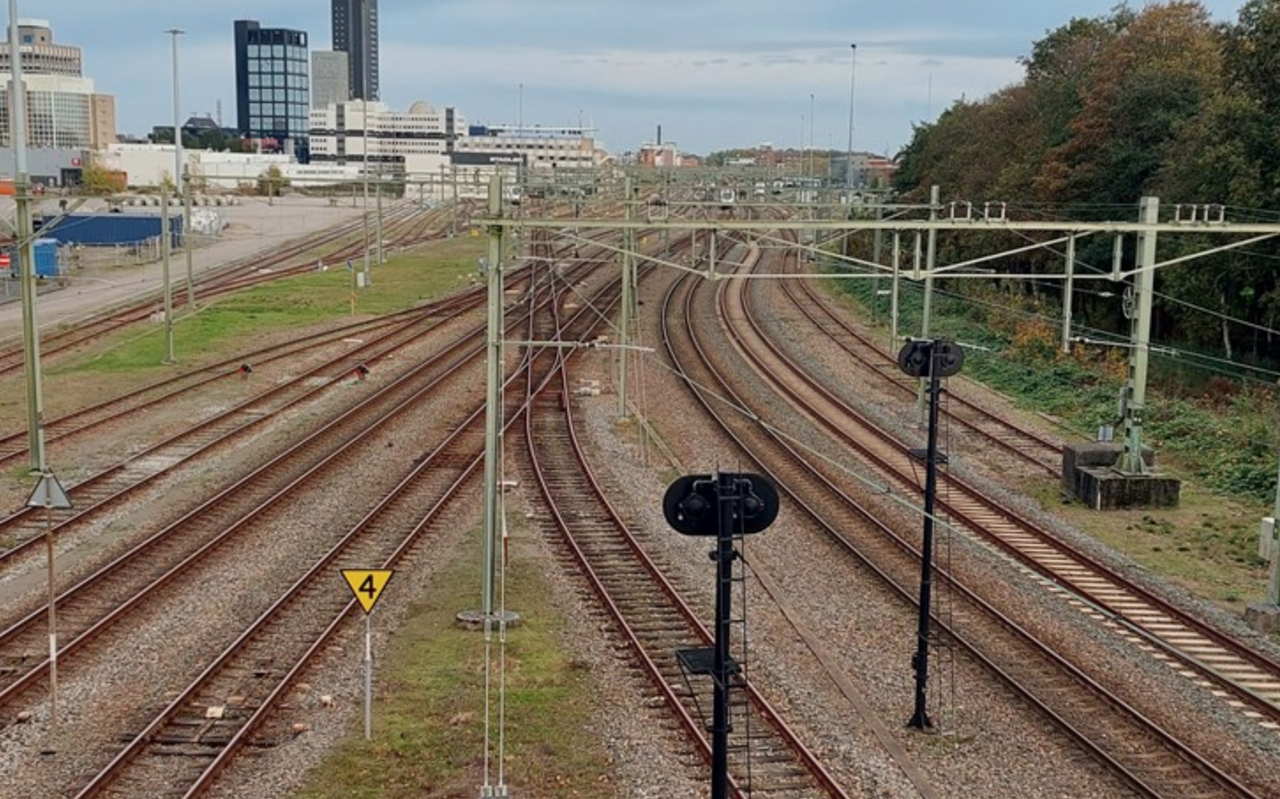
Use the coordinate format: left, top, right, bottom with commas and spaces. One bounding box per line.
0, 194, 365, 338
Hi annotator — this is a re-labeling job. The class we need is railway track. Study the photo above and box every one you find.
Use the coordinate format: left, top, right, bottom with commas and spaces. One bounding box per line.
0, 288, 487, 566
510, 226, 850, 797
0, 296, 466, 471
779, 273, 1064, 476
523, 369, 850, 798
71, 351, 515, 799
731, 244, 1280, 734
0, 210, 381, 376
66, 225, 628, 798
0, 202, 448, 380
0, 250, 613, 715
657, 243, 1269, 798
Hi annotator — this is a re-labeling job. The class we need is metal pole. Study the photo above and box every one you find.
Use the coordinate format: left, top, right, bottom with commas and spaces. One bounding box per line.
450, 164, 459, 237
807, 93, 815, 183
871, 201, 883, 323
917, 185, 939, 421
160, 185, 176, 363
908, 342, 943, 730
618, 176, 634, 418
1271, 462, 1280, 601
375, 177, 384, 264
846, 43, 856, 192
11, 0, 45, 474
363, 612, 372, 740
1273, 455, 1280, 531
711, 473, 737, 799
167, 29, 184, 197
890, 232, 901, 352
183, 167, 194, 309
709, 228, 717, 280
45, 501, 58, 747
362, 103, 371, 281
1117, 197, 1159, 474
1061, 234, 1076, 353
481, 176, 504, 621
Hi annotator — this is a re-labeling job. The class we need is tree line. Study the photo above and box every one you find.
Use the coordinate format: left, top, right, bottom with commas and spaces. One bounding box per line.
893, 1, 1280, 375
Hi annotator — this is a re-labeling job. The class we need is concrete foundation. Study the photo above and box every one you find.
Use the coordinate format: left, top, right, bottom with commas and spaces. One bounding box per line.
1063, 442, 1181, 510
455, 609, 521, 629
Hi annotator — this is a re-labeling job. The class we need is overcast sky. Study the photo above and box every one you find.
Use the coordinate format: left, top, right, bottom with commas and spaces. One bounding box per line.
26, 1, 1249, 156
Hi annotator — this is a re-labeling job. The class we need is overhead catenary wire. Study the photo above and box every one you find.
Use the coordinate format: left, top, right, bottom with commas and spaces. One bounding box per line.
899, 202, 1280, 382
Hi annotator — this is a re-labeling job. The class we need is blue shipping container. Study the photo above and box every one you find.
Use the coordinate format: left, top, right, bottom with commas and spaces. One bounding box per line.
8, 239, 60, 278
36, 213, 182, 247
35, 239, 58, 277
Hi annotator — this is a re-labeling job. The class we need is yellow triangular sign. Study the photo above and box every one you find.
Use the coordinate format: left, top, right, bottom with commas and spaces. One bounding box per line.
342, 569, 393, 613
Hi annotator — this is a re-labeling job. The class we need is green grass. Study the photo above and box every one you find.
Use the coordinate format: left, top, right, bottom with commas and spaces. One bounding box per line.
57, 237, 486, 376
839, 271, 1280, 500
294, 526, 614, 799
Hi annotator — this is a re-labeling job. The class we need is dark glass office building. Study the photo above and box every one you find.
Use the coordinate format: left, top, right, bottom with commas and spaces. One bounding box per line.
234, 20, 310, 160
332, 0, 378, 101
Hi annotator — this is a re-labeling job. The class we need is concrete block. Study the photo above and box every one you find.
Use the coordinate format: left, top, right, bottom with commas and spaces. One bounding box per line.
205, 706, 225, 719
1074, 466, 1181, 510
1245, 603, 1280, 635
1063, 442, 1155, 496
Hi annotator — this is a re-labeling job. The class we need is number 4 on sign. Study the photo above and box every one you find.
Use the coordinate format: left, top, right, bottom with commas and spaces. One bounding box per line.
342, 569, 393, 613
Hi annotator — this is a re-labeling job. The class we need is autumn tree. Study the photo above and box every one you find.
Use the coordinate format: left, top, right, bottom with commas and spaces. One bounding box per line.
1036, 3, 1221, 205
79, 158, 126, 195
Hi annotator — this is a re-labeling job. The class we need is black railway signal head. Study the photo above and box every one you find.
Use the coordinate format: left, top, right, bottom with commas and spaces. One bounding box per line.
663, 473, 779, 537
897, 339, 964, 379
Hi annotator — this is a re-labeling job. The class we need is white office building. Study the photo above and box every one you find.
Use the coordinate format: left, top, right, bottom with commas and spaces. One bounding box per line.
455, 124, 600, 170
309, 99, 462, 189
0, 19, 115, 150
2, 73, 95, 149
449, 123, 606, 198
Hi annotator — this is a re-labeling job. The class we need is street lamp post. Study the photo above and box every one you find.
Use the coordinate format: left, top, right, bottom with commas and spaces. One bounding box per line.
807, 92, 815, 182
166, 28, 184, 188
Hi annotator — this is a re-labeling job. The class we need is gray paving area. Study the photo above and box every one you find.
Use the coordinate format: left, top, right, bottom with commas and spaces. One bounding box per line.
0, 194, 364, 339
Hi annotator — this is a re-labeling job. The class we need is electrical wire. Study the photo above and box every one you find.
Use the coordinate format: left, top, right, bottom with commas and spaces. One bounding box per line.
904, 203, 1280, 380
